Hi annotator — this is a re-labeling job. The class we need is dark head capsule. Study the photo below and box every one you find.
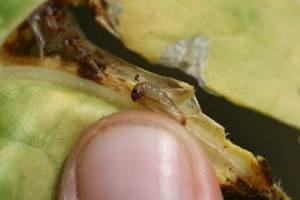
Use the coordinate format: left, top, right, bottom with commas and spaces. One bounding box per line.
131, 88, 142, 101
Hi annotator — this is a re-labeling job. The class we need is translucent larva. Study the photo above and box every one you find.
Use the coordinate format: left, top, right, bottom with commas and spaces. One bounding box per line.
131, 82, 186, 124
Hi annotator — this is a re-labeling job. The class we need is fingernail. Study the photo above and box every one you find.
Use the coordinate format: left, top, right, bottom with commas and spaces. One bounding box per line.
58, 110, 222, 200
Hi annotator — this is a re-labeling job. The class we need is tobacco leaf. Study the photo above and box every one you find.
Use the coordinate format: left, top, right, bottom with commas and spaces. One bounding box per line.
0, 1, 290, 199
91, 0, 300, 130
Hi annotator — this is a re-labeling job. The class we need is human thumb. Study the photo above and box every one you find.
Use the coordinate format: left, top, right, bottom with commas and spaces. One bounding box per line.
58, 110, 223, 200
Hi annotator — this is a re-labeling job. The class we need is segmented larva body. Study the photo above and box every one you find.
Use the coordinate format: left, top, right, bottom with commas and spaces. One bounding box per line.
131, 82, 186, 124
131, 82, 163, 101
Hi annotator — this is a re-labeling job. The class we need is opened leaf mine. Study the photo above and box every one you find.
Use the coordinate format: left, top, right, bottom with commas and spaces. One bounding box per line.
89, 0, 300, 130
0, 1, 290, 199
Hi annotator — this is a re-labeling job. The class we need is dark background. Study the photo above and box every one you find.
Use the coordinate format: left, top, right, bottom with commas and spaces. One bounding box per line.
73, 7, 300, 199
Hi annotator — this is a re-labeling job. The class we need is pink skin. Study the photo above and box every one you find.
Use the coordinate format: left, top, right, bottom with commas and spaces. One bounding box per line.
58, 110, 223, 200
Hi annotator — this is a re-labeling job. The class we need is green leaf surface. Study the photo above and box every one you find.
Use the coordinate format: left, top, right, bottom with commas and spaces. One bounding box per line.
116, 0, 300, 129
0, 0, 46, 44
0, 69, 121, 199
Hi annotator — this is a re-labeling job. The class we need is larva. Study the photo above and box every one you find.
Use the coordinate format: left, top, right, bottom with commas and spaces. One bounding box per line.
131, 82, 186, 124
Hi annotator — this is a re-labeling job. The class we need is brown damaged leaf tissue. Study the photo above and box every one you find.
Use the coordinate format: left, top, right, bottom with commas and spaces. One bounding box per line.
0, 0, 292, 199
